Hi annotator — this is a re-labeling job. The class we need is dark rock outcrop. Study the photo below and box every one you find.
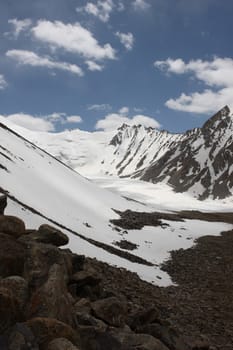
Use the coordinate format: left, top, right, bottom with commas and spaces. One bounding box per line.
91, 296, 128, 327
37, 224, 69, 247
0, 195, 7, 215
0, 215, 25, 238
47, 337, 80, 350
0, 233, 26, 277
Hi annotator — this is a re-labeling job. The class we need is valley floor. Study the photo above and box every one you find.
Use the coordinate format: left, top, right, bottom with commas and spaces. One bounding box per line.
93, 224, 233, 349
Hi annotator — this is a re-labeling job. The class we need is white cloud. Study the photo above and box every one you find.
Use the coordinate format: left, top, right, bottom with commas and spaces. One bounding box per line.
32, 20, 116, 61
82, 0, 114, 22
88, 104, 112, 111
6, 50, 83, 76
118, 106, 129, 115
0, 75, 7, 90
154, 57, 233, 114
133, 0, 150, 11
0, 112, 83, 131
155, 58, 186, 74
46, 112, 66, 121
1, 113, 55, 132
85, 60, 104, 71
66, 115, 82, 123
166, 88, 233, 114
95, 113, 161, 131
8, 18, 32, 37
116, 32, 134, 51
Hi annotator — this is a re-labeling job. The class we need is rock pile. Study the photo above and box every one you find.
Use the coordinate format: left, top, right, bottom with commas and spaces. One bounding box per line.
0, 199, 219, 349
0, 208, 176, 350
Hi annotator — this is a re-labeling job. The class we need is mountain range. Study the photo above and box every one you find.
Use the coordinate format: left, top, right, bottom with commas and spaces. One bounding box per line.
2, 105, 232, 200
1, 107, 232, 287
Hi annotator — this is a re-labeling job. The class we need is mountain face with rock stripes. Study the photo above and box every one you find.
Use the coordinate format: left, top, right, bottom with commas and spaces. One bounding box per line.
101, 106, 233, 199
137, 106, 233, 199
1, 106, 232, 200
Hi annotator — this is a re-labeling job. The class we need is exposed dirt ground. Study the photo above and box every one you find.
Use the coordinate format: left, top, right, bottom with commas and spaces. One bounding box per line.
103, 210, 233, 349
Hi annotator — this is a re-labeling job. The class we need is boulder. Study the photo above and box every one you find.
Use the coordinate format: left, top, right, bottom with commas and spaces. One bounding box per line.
74, 298, 91, 314
91, 296, 128, 327
0, 287, 21, 333
23, 242, 69, 288
0, 276, 28, 312
47, 338, 80, 350
0, 233, 26, 277
0, 215, 25, 238
37, 225, 69, 247
71, 269, 102, 287
71, 254, 85, 273
7, 323, 39, 350
0, 195, 7, 215
110, 331, 170, 350
75, 312, 107, 330
27, 264, 75, 326
76, 326, 124, 350
136, 323, 189, 350
25, 317, 80, 349
129, 307, 161, 330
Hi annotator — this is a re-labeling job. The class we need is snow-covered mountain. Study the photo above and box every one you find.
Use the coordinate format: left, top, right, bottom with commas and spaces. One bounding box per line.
1, 120, 232, 287
139, 106, 233, 200
1, 106, 232, 200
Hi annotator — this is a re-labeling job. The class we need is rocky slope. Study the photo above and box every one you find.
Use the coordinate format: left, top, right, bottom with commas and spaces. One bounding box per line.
1, 198, 233, 350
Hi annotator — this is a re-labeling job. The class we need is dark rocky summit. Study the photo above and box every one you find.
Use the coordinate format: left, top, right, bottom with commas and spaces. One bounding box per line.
0, 201, 233, 349
139, 106, 233, 200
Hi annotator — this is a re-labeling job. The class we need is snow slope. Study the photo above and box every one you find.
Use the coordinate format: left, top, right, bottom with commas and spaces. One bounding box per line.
1, 106, 232, 200
0, 121, 232, 286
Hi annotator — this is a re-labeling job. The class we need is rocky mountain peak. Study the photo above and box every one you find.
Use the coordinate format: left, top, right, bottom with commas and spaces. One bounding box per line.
202, 105, 231, 132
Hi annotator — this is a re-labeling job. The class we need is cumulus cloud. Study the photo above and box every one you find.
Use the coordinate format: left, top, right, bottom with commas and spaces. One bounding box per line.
66, 115, 82, 123
0, 75, 7, 90
1, 113, 55, 132
8, 18, 32, 37
0, 112, 83, 132
154, 57, 233, 114
32, 20, 116, 61
88, 104, 112, 111
133, 0, 150, 11
85, 60, 103, 71
95, 112, 161, 131
116, 32, 134, 51
6, 50, 84, 76
80, 0, 114, 22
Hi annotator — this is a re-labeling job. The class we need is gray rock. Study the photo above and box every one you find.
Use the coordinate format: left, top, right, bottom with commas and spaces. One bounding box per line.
47, 338, 80, 350
0, 276, 28, 312
0, 233, 26, 277
91, 296, 128, 327
37, 224, 69, 247
71, 269, 101, 287
26, 317, 80, 349
7, 323, 39, 350
111, 331, 170, 350
27, 264, 75, 326
0, 215, 25, 238
0, 287, 21, 333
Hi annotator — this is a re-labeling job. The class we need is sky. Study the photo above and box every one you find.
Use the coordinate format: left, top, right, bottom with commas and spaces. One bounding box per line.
0, 0, 233, 133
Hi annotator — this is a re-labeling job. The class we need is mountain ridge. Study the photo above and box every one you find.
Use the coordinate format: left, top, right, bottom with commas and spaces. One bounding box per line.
0, 106, 232, 200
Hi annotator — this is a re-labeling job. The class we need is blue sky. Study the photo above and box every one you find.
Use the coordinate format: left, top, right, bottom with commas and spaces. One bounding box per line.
0, 0, 233, 133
